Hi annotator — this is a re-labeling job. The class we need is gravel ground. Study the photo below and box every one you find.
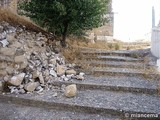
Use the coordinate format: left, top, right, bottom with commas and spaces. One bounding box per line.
84, 76, 159, 89
2, 89, 160, 115
0, 102, 119, 120
81, 61, 146, 68
97, 56, 143, 62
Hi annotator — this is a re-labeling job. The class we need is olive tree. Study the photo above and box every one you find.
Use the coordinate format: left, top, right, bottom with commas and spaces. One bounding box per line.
19, 0, 109, 47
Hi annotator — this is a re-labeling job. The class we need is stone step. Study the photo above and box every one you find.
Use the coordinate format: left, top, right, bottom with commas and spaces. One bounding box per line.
89, 68, 160, 79
82, 52, 132, 57
84, 56, 144, 62
51, 76, 159, 95
80, 48, 149, 55
82, 51, 144, 58
80, 60, 148, 69
1, 89, 160, 117
0, 102, 118, 120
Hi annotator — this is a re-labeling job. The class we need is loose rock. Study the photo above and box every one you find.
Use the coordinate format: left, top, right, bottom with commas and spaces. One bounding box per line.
39, 73, 45, 84
57, 64, 65, 76
49, 59, 57, 65
65, 69, 77, 75
24, 82, 40, 92
0, 81, 4, 92
32, 70, 40, 79
14, 55, 26, 63
64, 84, 77, 97
0, 48, 16, 56
50, 70, 57, 77
0, 39, 9, 47
76, 75, 85, 80
9, 73, 25, 86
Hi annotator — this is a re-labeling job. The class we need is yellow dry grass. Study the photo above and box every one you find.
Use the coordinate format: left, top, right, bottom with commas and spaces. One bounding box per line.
66, 37, 123, 50
0, 8, 49, 35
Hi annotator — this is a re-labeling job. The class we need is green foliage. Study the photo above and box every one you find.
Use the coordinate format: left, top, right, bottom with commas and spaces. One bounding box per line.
19, 0, 109, 47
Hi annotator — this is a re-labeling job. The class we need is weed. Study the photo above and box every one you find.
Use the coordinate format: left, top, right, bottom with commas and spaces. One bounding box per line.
130, 53, 141, 58
115, 43, 120, 50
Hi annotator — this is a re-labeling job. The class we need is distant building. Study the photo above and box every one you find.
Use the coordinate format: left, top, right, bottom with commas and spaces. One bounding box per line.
87, 0, 114, 42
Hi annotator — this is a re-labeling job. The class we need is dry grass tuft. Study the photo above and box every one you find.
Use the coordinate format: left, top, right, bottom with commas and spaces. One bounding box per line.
61, 46, 83, 63
130, 53, 143, 58
0, 8, 49, 35
67, 37, 123, 50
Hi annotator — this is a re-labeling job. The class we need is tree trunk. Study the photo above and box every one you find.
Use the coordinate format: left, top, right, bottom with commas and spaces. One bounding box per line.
60, 22, 68, 48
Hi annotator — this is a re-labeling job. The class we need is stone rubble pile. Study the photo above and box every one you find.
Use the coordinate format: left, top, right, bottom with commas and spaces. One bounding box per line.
0, 22, 85, 94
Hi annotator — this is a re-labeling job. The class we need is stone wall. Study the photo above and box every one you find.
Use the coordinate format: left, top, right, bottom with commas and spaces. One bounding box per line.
87, 0, 113, 42
0, 22, 84, 94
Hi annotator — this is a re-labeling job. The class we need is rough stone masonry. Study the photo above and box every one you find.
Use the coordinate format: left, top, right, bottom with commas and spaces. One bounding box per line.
0, 21, 84, 95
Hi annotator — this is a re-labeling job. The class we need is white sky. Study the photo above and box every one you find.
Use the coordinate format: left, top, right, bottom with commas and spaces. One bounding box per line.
113, 0, 160, 42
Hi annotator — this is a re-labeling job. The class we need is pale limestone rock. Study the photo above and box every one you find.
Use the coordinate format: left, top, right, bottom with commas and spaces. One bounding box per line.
66, 74, 74, 79
24, 82, 39, 92
79, 72, 85, 76
19, 89, 25, 94
36, 86, 43, 91
0, 47, 16, 56
46, 52, 51, 57
53, 92, 58, 97
0, 31, 6, 40
14, 55, 26, 63
40, 53, 48, 60
0, 26, 3, 32
0, 81, 4, 92
0, 39, 9, 47
76, 75, 85, 80
9, 86, 19, 94
48, 64, 55, 68
3, 75, 10, 81
64, 77, 69, 81
43, 69, 49, 77
20, 60, 28, 69
0, 70, 7, 76
64, 84, 77, 97
32, 70, 40, 79
57, 64, 65, 76
6, 67, 14, 74
49, 59, 57, 65
39, 73, 44, 84
10, 41, 22, 48
0, 62, 7, 69
9, 73, 25, 86
6, 34, 16, 42
27, 42, 35, 48
50, 70, 57, 77
66, 69, 77, 75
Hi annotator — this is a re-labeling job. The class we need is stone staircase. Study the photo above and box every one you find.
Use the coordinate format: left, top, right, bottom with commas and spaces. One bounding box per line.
1, 48, 160, 120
